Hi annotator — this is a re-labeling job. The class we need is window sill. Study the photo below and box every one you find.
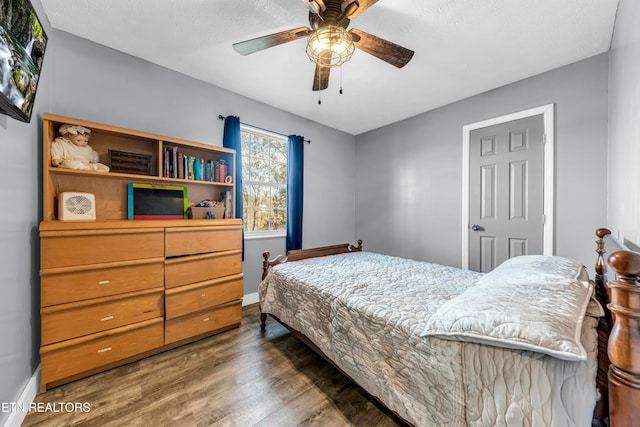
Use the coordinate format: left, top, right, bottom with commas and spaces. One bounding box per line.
244, 232, 286, 240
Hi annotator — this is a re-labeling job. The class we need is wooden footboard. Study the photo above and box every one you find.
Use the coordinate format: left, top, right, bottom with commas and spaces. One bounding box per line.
606, 251, 640, 426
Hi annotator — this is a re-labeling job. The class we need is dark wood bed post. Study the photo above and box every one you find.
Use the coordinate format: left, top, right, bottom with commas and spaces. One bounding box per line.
260, 251, 274, 332
594, 228, 613, 421
595, 228, 612, 305
606, 249, 640, 426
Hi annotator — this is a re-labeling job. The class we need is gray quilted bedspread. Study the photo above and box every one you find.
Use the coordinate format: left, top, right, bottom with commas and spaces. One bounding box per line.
258, 252, 599, 426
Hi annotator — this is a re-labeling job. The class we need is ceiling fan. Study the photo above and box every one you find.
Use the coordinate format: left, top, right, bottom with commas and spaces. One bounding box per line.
232, 0, 415, 91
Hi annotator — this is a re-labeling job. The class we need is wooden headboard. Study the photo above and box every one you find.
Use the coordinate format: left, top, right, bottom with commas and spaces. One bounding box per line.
594, 228, 640, 426
261, 240, 363, 281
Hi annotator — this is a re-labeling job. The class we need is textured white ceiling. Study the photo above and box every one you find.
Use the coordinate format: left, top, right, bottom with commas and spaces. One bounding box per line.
39, 0, 619, 135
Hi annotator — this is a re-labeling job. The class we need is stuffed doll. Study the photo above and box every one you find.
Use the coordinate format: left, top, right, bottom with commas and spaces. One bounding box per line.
50, 124, 110, 172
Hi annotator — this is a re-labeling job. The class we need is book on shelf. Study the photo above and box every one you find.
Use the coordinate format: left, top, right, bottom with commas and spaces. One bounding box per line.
172, 147, 178, 178
219, 162, 227, 182
162, 147, 166, 177
221, 190, 233, 218
193, 158, 204, 181
183, 154, 189, 180
162, 147, 231, 184
204, 161, 211, 182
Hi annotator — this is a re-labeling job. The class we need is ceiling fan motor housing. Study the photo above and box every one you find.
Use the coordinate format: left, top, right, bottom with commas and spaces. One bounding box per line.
309, 0, 355, 30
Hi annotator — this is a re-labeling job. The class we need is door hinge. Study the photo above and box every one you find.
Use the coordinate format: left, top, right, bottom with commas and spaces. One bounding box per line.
543, 133, 547, 144
542, 214, 546, 224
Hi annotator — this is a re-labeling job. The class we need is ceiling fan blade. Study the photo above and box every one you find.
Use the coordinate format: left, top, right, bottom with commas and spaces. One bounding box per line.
350, 28, 414, 68
233, 27, 311, 56
312, 64, 330, 91
343, 0, 378, 19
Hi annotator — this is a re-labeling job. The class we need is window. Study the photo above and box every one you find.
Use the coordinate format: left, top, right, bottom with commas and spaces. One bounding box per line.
241, 125, 287, 234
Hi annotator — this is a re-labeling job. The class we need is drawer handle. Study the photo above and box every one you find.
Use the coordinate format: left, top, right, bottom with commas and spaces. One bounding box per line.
201, 293, 206, 297
97, 347, 112, 353
98, 280, 110, 285
100, 315, 114, 322
203, 317, 210, 322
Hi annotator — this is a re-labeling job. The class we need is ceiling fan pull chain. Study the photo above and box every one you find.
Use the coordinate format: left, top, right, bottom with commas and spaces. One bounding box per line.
317, 65, 323, 104
339, 65, 343, 95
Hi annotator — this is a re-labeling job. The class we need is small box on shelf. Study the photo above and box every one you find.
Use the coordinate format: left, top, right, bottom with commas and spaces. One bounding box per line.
109, 150, 152, 175
188, 206, 225, 220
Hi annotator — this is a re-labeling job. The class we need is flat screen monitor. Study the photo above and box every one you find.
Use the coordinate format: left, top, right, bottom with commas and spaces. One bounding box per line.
0, 0, 48, 123
127, 183, 188, 220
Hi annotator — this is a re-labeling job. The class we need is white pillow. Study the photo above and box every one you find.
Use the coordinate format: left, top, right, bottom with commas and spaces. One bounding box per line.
476, 255, 590, 287
420, 255, 593, 361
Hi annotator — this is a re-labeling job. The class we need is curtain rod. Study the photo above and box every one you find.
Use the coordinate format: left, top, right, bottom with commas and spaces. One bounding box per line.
218, 115, 310, 144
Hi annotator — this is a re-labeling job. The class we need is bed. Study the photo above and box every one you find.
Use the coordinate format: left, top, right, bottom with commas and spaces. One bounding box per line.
258, 230, 640, 426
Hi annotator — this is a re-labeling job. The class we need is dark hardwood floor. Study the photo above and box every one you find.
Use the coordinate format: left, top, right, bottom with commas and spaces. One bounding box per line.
23, 304, 404, 427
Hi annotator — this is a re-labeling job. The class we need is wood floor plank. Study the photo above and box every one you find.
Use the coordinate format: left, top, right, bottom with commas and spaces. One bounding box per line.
22, 304, 404, 427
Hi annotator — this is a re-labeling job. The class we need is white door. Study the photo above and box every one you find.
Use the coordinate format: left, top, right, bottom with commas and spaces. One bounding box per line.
468, 114, 545, 272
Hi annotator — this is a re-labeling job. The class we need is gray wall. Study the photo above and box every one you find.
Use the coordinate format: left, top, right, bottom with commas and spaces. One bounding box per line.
0, 92, 45, 426
355, 54, 609, 271
608, 0, 640, 246
0, 0, 51, 423
0, 9, 356, 424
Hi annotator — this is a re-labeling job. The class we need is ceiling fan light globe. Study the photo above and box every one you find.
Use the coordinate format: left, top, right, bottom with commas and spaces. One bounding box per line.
306, 25, 355, 68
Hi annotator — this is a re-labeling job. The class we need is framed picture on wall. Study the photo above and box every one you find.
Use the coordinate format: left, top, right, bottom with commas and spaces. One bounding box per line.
0, 0, 48, 123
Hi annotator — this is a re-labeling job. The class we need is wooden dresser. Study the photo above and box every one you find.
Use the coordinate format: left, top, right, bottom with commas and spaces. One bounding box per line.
39, 114, 243, 392
40, 219, 243, 392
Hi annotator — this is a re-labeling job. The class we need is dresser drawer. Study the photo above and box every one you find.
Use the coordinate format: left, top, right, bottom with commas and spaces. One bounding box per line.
165, 225, 242, 257
165, 274, 243, 319
42, 289, 164, 345
41, 318, 164, 386
165, 301, 241, 344
41, 228, 164, 268
41, 259, 164, 306
165, 250, 242, 288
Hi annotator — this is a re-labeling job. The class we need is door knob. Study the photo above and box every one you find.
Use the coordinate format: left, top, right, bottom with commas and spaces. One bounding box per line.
471, 224, 481, 231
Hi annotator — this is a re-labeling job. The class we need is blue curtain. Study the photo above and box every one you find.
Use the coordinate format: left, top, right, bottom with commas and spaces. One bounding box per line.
223, 116, 244, 258
287, 135, 304, 252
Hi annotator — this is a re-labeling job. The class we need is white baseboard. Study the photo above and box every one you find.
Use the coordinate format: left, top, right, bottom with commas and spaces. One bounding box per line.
3, 365, 40, 427
242, 292, 260, 305
242, 292, 259, 306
